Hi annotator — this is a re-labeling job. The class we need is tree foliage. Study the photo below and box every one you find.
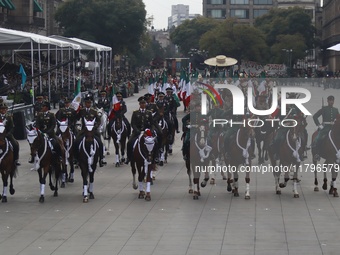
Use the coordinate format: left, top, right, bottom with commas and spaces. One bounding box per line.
55, 0, 146, 56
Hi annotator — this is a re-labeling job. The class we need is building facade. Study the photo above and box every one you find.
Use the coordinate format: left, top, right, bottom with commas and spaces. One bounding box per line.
168, 4, 200, 29
322, 0, 340, 72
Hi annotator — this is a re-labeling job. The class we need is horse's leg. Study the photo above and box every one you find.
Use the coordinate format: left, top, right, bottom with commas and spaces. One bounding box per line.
68, 153, 75, 183
61, 163, 67, 188
186, 160, 193, 194
121, 135, 127, 163
1, 172, 8, 202
210, 158, 217, 185
257, 139, 263, 164
291, 165, 299, 198
39, 168, 48, 203
9, 167, 16, 196
331, 165, 339, 197
193, 165, 201, 199
81, 165, 89, 203
245, 167, 250, 199
323, 160, 328, 190
138, 163, 145, 199
114, 141, 120, 167
274, 168, 281, 195
53, 164, 60, 197
233, 167, 239, 197
201, 165, 209, 188
107, 138, 111, 155
279, 163, 290, 189
131, 160, 138, 190
226, 167, 233, 192
145, 164, 152, 201
89, 170, 95, 199
313, 160, 319, 191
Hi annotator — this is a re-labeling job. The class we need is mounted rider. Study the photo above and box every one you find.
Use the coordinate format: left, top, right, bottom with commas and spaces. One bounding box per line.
107, 91, 131, 138
33, 95, 44, 120
74, 94, 106, 167
55, 97, 77, 134
164, 87, 180, 134
35, 101, 63, 161
125, 96, 161, 164
96, 90, 110, 113
206, 103, 225, 144
312, 95, 339, 161
0, 102, 20, 166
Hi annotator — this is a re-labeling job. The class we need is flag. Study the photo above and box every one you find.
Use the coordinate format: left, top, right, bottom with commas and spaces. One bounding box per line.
18, 64, 26, 89
71, 78, 82, 111
108, 94, 121, 120
183, 73, 191, 108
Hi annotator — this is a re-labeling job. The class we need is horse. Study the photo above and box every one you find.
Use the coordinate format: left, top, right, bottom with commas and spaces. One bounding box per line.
209, 127, 227, 184
77, 118, 100, 202
0, 120, 17, 202
269, 115, 307, 198
110, 117, 128, 167
254, 118, 276, 164
57, 119, 75, 187
26, 128, 63, 203
131, 129, 156, 201
312, 114, 340, 197
157, 107, 170, 166
187, 120, 211, 200
97, 108, 109, 158
224, 119, 255, 199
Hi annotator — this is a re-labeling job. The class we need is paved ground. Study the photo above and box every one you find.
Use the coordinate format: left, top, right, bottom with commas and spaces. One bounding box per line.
1, 84, 340, 255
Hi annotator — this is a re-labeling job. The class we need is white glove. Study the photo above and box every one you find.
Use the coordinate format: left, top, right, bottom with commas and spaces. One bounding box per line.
318, 125, 324, 130
187, 125, 191, 129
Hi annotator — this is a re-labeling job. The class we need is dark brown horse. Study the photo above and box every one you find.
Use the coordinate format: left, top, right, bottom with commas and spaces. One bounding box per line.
157, 107, 170, 166
312, 114, 340, 197
0, 120, 17, 202
131, 129, 156, 201
187, 120, 211, 200
269, 115, 307, 198
110, 117, 128, 167
58, 119, 75, 186
224, 120, 255, 199
77, 118, 100, 202
26, 128, 63, 203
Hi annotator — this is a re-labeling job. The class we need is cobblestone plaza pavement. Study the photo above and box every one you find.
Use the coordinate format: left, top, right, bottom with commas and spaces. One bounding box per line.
1, 84, 340, 255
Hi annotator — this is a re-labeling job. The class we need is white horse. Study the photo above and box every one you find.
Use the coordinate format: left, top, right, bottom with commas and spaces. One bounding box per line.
97, 108, 110, 156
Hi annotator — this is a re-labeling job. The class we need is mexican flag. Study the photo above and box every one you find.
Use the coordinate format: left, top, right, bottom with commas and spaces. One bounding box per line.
108, 94, 121, 120
71, 78, 82, 111
183, 73, 191, 108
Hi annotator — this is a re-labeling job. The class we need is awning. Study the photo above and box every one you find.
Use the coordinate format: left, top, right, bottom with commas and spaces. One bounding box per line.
0, 0, 6, 8
33, 0, 43, 12
3, 0, 15, 10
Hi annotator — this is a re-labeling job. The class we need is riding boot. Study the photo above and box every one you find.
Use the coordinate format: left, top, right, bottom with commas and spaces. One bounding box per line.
107, 119, 113, 137
153, 141, 159, 164
51, 139, 62, 162
174, 116, 180, 133
124, 118, 131, 138
126, 138, 134, 164
96, 137, 106, 167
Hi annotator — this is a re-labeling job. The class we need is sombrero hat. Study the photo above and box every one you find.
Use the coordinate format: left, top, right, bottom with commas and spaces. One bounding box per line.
204, 55, 238, 67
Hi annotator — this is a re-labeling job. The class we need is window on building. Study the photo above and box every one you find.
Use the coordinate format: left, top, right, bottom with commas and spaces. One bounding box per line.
230, 9, 249, 19
254, 0, 273, 4
254, 9, 268, 18
230, 0, 249, 4
207, 0, 226, 4
207, 9, 226, 18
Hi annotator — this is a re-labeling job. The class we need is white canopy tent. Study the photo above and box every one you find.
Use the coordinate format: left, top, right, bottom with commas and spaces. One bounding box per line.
50, 35, 112, 86
327, 43, 340, 52
0, 28, 82, 103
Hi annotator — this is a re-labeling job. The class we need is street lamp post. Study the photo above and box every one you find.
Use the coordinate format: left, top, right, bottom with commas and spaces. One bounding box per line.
282, 49, 293, 77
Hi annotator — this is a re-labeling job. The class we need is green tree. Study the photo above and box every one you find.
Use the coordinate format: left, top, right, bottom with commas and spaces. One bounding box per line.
55, 0, 147, 56
170, 17, 219, 55
200, 20, 269, 64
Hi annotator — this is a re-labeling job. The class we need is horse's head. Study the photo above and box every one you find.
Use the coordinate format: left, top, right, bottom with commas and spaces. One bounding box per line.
26, 128, 44, 156
84, 118, 96, 132
58, 119, 69, 133
142, 129, 155, 154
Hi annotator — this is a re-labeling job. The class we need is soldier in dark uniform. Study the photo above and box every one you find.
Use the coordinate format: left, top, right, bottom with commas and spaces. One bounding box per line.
164, 87, 180, 133
55, 98, 76, 134
0, 103, 20, 166
312, 95, 339, 161
74, 94, 106, 167
33, 95, 44, 120
107, 92, 131, 137
125, 96, 161, 164
35, 101, 63, 160
145, 93, 158, 115
96, 90, 110, 113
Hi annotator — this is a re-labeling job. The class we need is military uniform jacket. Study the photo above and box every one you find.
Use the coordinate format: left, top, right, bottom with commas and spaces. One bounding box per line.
97, 97, 110, 112
146, 103, 158, 115
313, 106, 339, 126
56, 107, 76, 127
36, 111, 56, 137
0, 113, 14, 135
164, 95, 177, 114
113, 100, 127, 119
34, 102, 43, 117
77, 107, 100, 131
131, 109, 155, 135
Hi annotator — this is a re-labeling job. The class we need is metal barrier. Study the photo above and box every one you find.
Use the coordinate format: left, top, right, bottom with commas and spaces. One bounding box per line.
10, 104, 34, 140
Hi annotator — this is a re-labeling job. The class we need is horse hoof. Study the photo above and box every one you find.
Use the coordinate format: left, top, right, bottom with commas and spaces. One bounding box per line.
294, 194, 299, 198
138, 194, 145, 199
314, 187, 319, 192
188, 189, 193, 194
333, 189, 339, 197
201, 182, 206, 188
329, 187, 334, 195
39, 195, 44, 203
83, 196, 89, 203
89, 193, 95, 199
159, 161, 164, 166
68, 178, 74, 183
322, 183, 327, 190
152, 176, 156, 180
193, 194, 199, 200
151, 180, 153, 185
54, 191, 58, 197
279, 183, 286, 188
234, 192, 239, 197
210, 179, 215, 185
10, 188, 15, 195
223, 177, 227, 180
145, 195, 151, 201
61, 182, 65, 188
245, 195, 250, 200
2, 196, 7, 202
197, 191, 201, 196
227, 185, 232, 192
132, 184, 138, 190
115, 163, 120, 167
276, 190, 281, 195
107, 152, 110, 155
169, 149, 172, 154
50, 185, 55, 191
